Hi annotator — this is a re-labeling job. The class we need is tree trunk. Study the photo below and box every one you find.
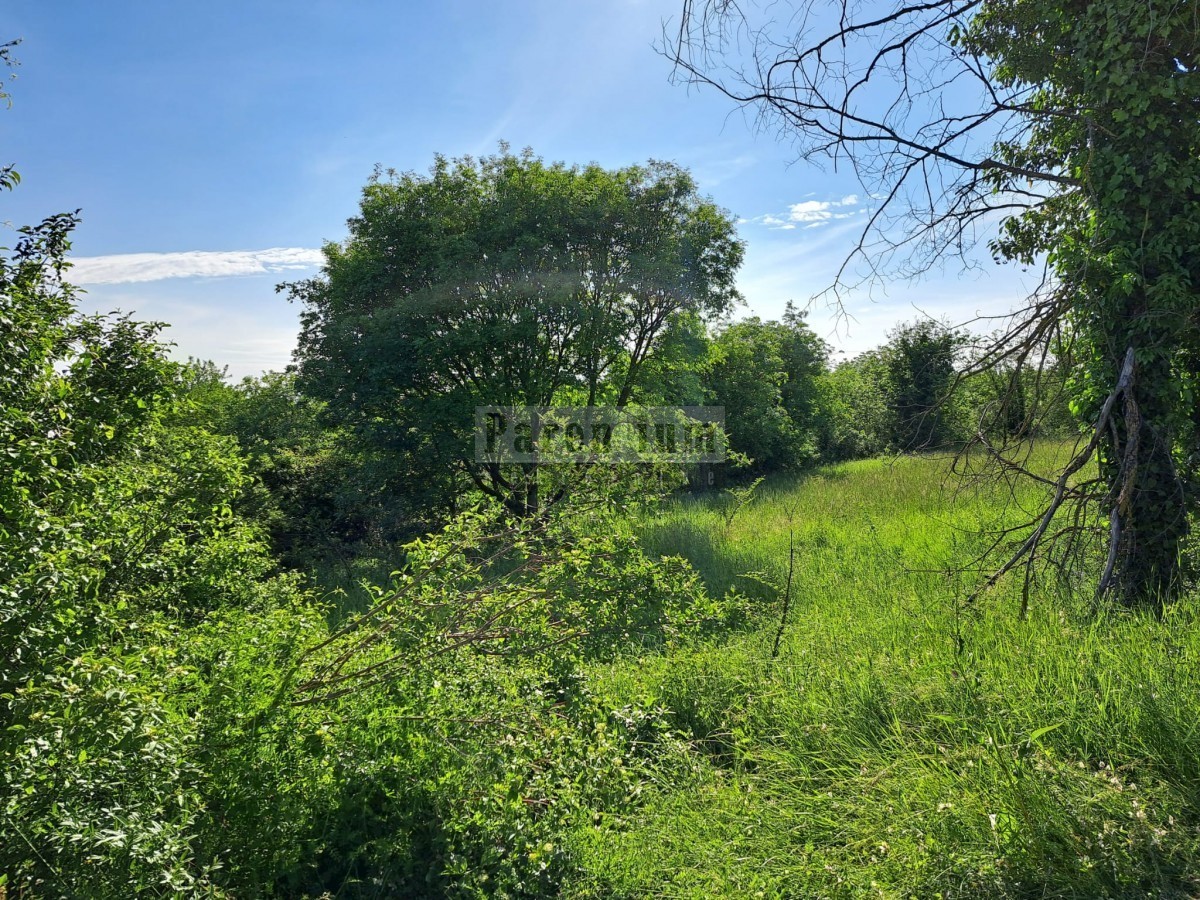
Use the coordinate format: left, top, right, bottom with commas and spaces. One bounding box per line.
1103, 346, 1190, 607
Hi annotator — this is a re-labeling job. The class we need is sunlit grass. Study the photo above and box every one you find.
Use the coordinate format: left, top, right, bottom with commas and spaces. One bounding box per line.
566, 446, 1200, 898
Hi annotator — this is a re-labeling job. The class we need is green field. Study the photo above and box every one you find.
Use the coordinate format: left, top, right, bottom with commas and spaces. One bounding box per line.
560, 451, 1200, 898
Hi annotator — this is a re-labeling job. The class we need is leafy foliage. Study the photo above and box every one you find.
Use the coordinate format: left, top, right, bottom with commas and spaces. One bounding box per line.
286, 147, 744, 517
816, 350, 894, 460
960, 0, 1200, 602
0, 212, 275, 894
704, 306, 829, 472
881, 317, 968, 451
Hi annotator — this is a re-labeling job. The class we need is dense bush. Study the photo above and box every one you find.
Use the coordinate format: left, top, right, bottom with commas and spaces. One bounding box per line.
816, 350, 894, 460
881, 318, 968, 450
0, 209, 331, 895
0, 224, 744, 894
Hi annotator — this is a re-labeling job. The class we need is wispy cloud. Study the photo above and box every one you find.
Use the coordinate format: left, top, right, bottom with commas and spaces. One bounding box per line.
68, 247, 324, 285
735, 222, 1036, 360
746, 194, 863, 230
691, 152, 758, 189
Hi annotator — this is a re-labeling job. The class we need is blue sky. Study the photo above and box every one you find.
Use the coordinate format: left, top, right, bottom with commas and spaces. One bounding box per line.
3, 0, 1033, 378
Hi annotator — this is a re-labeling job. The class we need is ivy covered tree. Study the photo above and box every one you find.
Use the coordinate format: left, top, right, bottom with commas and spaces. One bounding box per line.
881, 318, 967, 451
286, 148, 743, 519
962, 0, 1200, 602
671, 0, 1200, 606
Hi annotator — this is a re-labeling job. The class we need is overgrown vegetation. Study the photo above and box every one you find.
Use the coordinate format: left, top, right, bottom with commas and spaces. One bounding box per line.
671, 0, 1200, 606
4, 2, 1200, 894
575, 453, 1200, 898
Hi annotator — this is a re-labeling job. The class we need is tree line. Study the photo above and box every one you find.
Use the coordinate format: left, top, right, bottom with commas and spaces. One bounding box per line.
186, 148, 1073, 573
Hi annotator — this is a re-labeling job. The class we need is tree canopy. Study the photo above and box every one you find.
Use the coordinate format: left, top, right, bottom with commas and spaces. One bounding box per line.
706, 306, 829, 471
287, 148, 744, 516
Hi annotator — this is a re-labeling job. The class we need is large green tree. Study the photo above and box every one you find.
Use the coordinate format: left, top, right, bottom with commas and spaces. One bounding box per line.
287, 148, 743, 518
671, 0, 1200, 605
705, 306, 829, 471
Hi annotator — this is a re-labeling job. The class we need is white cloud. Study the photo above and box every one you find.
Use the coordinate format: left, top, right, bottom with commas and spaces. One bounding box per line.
748, 194, 863, 230
787, 200, 835, 222
68, 247, 325, 285
760, 214, 796, 230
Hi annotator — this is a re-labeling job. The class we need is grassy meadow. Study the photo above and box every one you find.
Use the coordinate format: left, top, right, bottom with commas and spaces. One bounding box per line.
558, 449, 1200, 897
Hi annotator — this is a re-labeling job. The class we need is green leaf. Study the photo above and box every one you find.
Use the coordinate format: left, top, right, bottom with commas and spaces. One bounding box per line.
1028, 722, 1063, 744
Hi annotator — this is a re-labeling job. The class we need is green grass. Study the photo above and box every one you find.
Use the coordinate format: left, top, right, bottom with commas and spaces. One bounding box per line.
562, 449, 1200, 898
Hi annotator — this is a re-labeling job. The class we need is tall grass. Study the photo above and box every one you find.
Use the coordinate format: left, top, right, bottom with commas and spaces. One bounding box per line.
564, 449, 1200, 898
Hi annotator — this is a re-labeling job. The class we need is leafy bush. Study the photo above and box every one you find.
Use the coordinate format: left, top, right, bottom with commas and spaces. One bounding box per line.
0, 210, 324, 896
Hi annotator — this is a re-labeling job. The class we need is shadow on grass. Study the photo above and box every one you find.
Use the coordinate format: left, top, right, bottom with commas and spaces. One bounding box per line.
640, 517, 780, 605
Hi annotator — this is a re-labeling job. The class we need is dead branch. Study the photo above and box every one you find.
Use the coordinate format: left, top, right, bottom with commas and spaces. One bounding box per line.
967, 347, 1134, 606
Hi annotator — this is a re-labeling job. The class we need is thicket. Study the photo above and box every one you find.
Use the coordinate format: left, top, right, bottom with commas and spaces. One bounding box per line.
207, 303, 1073, 568
0, 231, 752, 894
0, 87, 751, 894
